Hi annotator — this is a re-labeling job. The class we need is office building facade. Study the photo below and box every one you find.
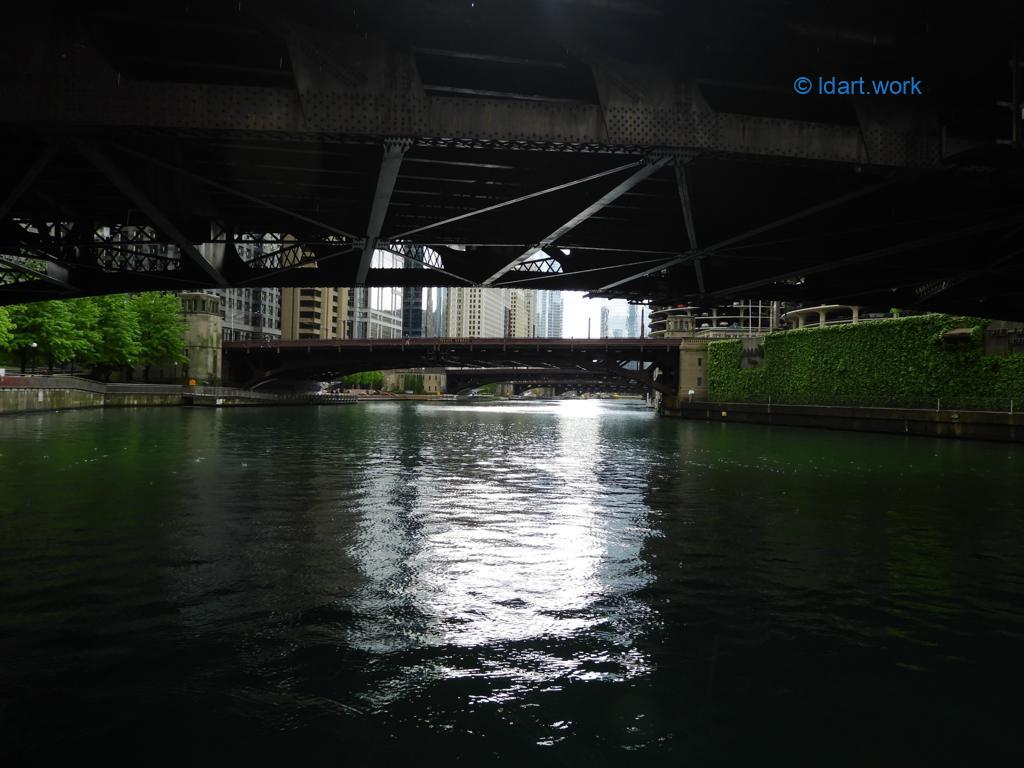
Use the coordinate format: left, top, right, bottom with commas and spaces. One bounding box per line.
535, 290, 564, 338
445, 286, 509, 337
507, 289, 537, 337
280, 286, 350, 340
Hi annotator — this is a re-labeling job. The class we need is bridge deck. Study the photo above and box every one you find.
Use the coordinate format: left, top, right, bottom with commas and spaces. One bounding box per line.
2, 2, 1023, 317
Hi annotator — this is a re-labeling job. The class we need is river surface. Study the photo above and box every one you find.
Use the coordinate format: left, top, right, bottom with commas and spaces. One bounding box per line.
2, 401, 1023, 764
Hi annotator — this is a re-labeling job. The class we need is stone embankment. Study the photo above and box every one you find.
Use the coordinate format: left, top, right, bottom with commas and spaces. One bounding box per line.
0, 375, 356, 415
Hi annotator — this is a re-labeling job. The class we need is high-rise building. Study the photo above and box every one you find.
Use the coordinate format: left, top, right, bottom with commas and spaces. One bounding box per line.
205, 240, 282, 341
599, 300, 642, 338
608, 308, 627, 337
401, 247, 427, 338
425, 287, 448, 337
213, 287, 282, 341
280, 286, 350, 340
535, 290, 564, 338
507, 289, 537, 337
348, 250, 404, 338
445, 287, 509, 337
627, 303, 641, 337
402, 287, 426, 338
647, 301, 782, 338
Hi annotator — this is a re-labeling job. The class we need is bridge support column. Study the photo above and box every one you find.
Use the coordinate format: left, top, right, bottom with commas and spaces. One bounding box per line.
677, 339, 710, 405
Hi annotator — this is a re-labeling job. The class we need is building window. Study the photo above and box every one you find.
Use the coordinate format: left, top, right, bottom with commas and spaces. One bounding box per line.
697, 357, 702, 366
697, 377, 702, 386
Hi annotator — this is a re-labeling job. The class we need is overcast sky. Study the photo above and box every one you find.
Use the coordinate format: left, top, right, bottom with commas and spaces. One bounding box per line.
561, 292, 636, 338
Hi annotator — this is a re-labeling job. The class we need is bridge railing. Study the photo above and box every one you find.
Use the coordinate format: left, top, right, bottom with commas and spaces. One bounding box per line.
223, 336, 681, 350
189, 387, 357, 404
0, 374, 110, 394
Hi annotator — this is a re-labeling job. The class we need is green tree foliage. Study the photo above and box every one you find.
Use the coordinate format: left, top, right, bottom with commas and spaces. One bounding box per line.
131, 293, 187, 374
340, 370, 384, 390
3, 292, 188, 377
0, 306, 12, 350
6, 300, 81, 367
707, 314, 1024, 409
81, 295, 142, 377
71, 297, 103, 364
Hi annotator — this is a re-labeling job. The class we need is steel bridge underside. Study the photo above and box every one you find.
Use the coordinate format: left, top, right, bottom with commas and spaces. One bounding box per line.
3, 1, 1024, 318
223, 338, 678, 392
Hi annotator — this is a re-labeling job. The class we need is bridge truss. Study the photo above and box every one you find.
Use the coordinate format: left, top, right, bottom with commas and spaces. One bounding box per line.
223, 337, 679, 393
3, 1, 1024, 318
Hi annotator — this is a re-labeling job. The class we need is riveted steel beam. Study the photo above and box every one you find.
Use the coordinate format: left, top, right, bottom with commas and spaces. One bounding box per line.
0, 144, 58, 223
113, 145, 361, 242
700, 213, 1024, 300
76, 141, 230, 288
597, 176, 896, 292
357, 140, 410, 284
483, 155, 671, 285
387, 160, 643, 241
0, 255, 76, 292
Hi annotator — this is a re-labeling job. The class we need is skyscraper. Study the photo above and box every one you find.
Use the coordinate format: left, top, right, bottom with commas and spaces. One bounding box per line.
600, 300, 641, 338
401, 288, 425, 338
425, 286, 448, 337
206, 241, 281, 341
535, 290, 564, 338
401, 247, 428, 338
445, 287, 509, 337
507, 289, 537, 337
627, 303, 641, 337
348, 250, 403, 338
280, 286, 349, 340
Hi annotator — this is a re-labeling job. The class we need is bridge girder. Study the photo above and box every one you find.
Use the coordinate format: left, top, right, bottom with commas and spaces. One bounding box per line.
1, 1, 1024, 318
444, 367, 650, 395
222, 338, 679, 394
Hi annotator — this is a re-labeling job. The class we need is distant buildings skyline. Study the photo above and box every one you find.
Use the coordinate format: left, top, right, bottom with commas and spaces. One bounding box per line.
599, 299, 643, 338
199, 243, 620, 342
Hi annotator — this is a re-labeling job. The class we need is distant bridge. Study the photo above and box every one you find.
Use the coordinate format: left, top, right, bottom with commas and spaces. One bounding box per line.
442, 367, 649, 395
223, 337, 679, 392
2, 2, 1024, 317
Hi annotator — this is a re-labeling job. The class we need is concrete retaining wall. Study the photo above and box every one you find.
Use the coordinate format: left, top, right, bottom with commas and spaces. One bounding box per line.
0, 387, 105, 414
103, 393, 184, 408
674, 401, 1023, 443
1, 376, 357, 415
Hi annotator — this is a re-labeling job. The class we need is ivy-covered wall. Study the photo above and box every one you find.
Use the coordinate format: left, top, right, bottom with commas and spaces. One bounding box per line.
707, 314, 1024, 408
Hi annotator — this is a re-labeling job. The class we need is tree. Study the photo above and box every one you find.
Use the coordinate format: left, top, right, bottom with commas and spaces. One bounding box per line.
6, 300, 80, 371
79, 295, 141, 380
0, 306, 12, 351
131, 292, 187, 380
69, 297, 102, 369
340, 370, 384, 390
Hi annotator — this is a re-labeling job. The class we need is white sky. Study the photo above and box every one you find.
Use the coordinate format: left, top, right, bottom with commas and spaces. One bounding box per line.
561, 292, 636, 338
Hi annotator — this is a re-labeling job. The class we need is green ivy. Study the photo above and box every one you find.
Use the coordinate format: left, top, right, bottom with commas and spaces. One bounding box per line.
707, 314, 1024, 409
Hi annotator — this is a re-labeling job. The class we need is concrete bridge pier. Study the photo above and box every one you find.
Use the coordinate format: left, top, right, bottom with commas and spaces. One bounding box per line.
660, 339, 710, 415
